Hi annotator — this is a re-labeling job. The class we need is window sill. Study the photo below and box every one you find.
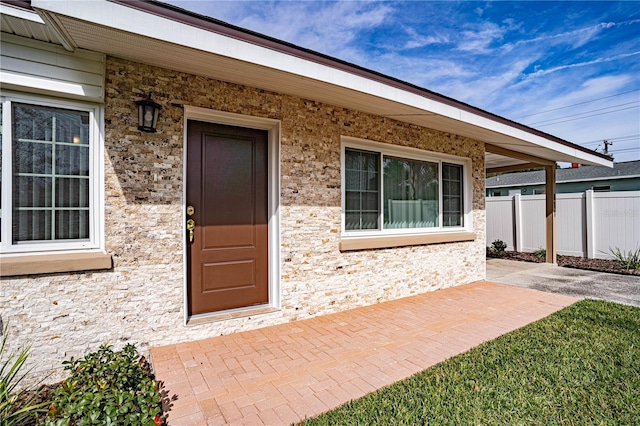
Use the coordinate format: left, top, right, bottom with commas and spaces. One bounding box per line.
339, 231, 476, 251
0, 252, 113, 277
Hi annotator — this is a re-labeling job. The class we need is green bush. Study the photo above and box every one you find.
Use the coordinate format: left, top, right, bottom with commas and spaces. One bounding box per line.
491, 239, 507, 254
533, 247, 546, 260
0, 323, 49, 426
45, 344, 164, 426
609, 246, 640, 270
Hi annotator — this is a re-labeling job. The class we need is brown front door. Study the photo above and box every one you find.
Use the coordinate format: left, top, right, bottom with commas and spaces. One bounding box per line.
187, 121, 269, 315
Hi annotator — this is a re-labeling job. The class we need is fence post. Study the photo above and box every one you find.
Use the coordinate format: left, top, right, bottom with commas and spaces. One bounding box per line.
545, 166, 557, 263
514, 194, 522, 252
585, 190, 595, 259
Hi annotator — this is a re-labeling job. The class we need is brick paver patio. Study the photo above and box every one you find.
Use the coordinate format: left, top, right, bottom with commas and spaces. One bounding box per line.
150, 281, 577, 425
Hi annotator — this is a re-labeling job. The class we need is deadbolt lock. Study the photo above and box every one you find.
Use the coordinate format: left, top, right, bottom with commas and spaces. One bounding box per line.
186, 205, 195, 216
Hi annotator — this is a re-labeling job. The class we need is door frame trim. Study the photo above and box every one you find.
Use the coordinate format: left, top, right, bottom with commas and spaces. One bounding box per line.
182, 106, 281, 324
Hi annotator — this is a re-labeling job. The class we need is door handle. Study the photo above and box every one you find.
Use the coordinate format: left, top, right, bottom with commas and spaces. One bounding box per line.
186, 219, 195, 243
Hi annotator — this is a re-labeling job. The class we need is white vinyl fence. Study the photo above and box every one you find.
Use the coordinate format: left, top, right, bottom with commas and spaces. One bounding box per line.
486, 190, 640, 259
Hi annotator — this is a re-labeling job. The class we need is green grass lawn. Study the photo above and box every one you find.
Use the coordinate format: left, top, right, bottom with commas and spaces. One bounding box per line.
302, 300, 640, 425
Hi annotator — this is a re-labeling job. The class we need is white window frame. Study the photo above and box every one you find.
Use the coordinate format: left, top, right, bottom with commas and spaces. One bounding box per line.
341, 136, 472, 238
0, 91, 104, 255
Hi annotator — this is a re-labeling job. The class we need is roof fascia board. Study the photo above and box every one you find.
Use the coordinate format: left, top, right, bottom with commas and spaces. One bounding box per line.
0, 1, 44, 23
471, 113, 611, 167
486, 174, 640, 188
30, 0, 612, 167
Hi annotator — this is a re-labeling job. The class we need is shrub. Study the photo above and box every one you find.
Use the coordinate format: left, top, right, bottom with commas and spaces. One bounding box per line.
533, 248, 546, 260
45, 344, 164, 426
491, 240, 508, 254
609, 246, 640, 270
0, 323, 49, 426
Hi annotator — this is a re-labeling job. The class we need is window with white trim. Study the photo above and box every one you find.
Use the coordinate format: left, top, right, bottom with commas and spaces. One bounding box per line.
342, 138, 469, 235
0, 95, 102, 254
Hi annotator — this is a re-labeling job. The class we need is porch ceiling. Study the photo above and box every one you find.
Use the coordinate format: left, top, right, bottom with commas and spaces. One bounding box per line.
485, 152, 529, 171
5, 0, 613, 170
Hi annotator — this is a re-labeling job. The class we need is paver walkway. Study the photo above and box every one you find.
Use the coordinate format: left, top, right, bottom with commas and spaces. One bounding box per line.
150, 281, 577, 425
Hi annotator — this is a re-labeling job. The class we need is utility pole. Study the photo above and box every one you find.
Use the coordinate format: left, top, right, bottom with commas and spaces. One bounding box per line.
603, 140, 613, 157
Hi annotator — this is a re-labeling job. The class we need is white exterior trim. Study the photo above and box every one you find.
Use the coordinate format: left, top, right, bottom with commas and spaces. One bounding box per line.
182, 106, 281, 324
0, 91, 105, 256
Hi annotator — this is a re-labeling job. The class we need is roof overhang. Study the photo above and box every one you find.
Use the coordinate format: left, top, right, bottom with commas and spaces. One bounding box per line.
3, 0, 614, 169
487, 172, 640, 188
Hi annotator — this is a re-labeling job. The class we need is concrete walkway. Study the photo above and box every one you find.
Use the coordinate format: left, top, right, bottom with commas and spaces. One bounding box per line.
487, 258, 640, 307
151, 281, 577, 425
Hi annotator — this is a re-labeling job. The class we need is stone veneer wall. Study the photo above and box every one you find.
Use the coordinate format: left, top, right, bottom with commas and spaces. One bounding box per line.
0, 56, 485, 382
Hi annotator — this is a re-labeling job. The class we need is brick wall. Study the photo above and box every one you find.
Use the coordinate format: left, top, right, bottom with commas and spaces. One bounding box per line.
1, 56, 485, 382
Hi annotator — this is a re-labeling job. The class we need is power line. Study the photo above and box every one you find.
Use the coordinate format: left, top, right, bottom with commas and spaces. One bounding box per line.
580, 137, 639, 157
612, 135, 640, 141
580, 134, 640, 145
526, 101, 639, 126
534, 105, 639, 127
513, 88, 640, 119
610, 147, 640, 154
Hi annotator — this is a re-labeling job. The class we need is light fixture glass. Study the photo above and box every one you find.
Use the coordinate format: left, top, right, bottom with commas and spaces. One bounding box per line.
135, 93, 162, 133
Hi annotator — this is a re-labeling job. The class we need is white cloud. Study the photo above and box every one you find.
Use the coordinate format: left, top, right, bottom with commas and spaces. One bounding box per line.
455, 22, 507, 53
402, 27, 449, 50
523, 75, 636, 115
524, 51, 640, 79
162, 0, 394, 58
504, 19, 639, 52
442, 59, 535, 107
495, 74, 640, 161
208, 1, 394, 58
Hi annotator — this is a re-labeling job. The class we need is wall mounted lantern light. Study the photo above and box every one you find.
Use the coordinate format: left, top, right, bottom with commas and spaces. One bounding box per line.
136, 93, 162, 133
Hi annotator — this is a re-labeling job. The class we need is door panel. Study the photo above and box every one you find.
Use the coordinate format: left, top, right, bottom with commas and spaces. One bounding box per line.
204, 225, 255, 249
187, 121, 269, 315
201, 260, 256, 292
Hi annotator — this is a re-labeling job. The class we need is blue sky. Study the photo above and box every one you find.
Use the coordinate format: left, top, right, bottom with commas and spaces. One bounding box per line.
163, 1, 640, 163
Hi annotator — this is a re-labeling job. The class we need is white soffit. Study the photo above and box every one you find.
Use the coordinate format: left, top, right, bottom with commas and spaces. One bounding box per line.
485, 153, 529, 170
0, 2, 60, 43
29, 0, 613, 168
